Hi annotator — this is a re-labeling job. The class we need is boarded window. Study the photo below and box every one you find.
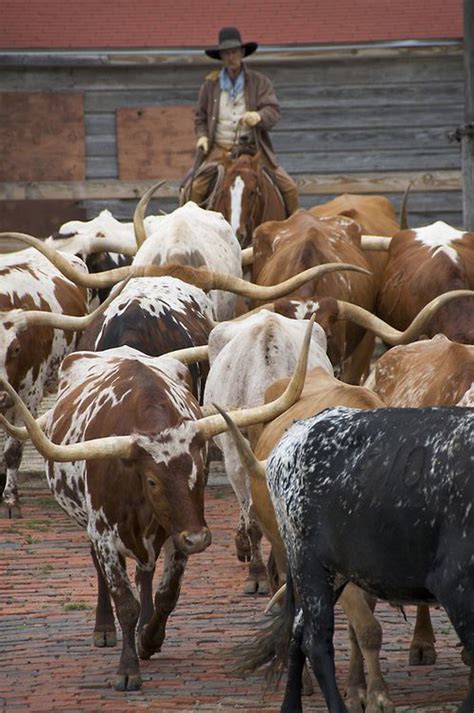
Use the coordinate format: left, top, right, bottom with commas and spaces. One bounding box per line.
0, 93, 85, 181
117, 105, 195, 180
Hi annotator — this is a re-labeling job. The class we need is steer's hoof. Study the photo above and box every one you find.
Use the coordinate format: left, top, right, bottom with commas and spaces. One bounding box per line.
138, 638, 156, 660
344, 686, 365, 713
2, 501, 22, 519
114, 673, 142, 691
93, 629, 117, 647
409, 642, 437, 665
366, 690, 396, 713
243, 577, 258, 595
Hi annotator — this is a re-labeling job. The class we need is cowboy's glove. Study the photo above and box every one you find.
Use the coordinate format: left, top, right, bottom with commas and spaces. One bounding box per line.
241, 111, 261, 127
196, 136, 209, 154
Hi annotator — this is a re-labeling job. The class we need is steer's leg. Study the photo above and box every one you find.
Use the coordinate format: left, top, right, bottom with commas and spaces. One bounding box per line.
135, 565, 155, 633
92, 542, 141, 691
430, 575, 474, 713
298, 566, 348, 713
409, 604, 437, 665
245, 504, 270, 595
1, 436, 24, 518
139, 538, 188, 660
340, 584, 394, 713
90, 545, 117, 647
281, 609, 306, 713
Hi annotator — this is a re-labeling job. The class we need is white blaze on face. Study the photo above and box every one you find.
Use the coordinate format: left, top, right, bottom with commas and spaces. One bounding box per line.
230, 175, 245, 235
414, 221, 465, 264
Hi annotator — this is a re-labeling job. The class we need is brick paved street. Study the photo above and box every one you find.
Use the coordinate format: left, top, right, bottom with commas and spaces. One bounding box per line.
0, 471, 469, 713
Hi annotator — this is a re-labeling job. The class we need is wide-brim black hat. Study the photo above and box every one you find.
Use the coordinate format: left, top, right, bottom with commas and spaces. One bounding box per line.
205, 26, 258, 60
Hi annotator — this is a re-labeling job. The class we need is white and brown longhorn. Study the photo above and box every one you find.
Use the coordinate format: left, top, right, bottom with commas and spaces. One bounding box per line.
0, 317, 314, 692
0, 248, 90, 517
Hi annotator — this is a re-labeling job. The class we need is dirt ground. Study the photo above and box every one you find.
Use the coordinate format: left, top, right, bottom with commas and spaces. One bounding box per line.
0, 464, 469, 713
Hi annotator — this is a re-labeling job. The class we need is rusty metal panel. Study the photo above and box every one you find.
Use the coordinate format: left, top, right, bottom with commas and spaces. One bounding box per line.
0, 93, 85, 181
0, 200, 87, 251
117, 105, 195, 180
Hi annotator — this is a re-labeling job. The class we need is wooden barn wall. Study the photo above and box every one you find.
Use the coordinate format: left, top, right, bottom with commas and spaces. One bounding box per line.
0, 50, 464, 232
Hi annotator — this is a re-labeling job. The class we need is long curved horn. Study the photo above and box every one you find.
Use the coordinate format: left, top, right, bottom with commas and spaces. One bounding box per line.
264, 583, 287, 614
148, 263, 370, 301
0, 378, 134, 462
4, 278, 130, 332
335, 289, 474, 345
163, 345, 209, 364
0, 410, 51, 441
133, 180, 166, 249
360, 236, 392, 250
195, 316, 315, 441
213, 404, 267, 481
0, 233, 371, 297
241, 247, 254, 267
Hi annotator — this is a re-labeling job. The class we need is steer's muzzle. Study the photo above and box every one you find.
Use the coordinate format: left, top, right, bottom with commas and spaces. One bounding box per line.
175, 527, 212, 554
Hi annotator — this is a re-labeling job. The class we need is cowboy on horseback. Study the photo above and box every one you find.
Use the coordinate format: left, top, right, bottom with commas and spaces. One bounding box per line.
186, 26, 299, 216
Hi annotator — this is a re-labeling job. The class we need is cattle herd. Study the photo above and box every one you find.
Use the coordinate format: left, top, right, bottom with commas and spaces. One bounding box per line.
1, 186, 474, 713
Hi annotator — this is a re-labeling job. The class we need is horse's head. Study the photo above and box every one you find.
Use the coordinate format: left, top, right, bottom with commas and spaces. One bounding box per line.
217, 152, 265, 248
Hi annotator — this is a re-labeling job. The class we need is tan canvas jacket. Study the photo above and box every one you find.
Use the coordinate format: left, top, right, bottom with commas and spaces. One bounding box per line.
194, 64, 281, 168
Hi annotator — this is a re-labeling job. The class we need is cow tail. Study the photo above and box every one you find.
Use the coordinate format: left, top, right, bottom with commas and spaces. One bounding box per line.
231, 568, 296, 688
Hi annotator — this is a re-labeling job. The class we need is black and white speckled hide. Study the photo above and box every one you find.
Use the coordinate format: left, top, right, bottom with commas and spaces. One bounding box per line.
77, 276, 214, 402
267, 405, 474, 712
0, 248, 89, 512
132, 203, 243, 320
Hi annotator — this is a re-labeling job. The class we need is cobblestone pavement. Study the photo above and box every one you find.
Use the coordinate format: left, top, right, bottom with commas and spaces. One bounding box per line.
0, 472, 469, 713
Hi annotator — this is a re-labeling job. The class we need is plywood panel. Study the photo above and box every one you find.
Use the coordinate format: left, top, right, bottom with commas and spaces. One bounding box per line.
0, 93, 85, 181
117, 105, 195, 179
0, 200, 87, 248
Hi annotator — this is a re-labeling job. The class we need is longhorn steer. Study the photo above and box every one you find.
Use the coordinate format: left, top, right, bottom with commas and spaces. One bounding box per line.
0, 248, 89, 516
372, 333, 474, 667
219, 368, 393, 713
231, 406, 474, 713
0, 320, 313, 691
251, 209, 375, 382
76, 276, 214, 402
203, 310, 333, 594
377, 221, 474, 343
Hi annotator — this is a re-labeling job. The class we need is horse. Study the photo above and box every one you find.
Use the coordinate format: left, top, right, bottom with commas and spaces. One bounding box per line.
209, 150, 287, 249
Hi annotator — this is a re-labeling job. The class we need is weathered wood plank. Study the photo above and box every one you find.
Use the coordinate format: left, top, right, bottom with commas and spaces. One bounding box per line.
86, 156, 117, 178
279, 105, 463, 130
83, 82, 463, 114
0, 172, 461, 201
85, 134, 116, 157
0, 92, 86, 181
280, 150, 460, 174
271, 126, 456, 152
0, 53, 462, 91
117, 105, 195, 180
84, 113, 116, 135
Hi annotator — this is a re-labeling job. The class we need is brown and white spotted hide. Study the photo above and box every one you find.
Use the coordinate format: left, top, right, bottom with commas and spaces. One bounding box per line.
374, 334, 474, 407
48, 346, 209, 551
47, 346, 210, 688
251, 210, 376, 360
0, 248, 89, 514
202, 310, 332, 593
77, 277, 213, 402
377, 222, 474, 343
132, 202, 243, 320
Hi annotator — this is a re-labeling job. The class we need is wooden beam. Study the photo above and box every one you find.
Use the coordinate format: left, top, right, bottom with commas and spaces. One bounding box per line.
463, 0, 474, 229
0, 171, 461, 202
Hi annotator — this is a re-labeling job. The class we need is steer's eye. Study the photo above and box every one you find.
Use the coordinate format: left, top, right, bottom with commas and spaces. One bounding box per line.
147, 478, 157, 488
